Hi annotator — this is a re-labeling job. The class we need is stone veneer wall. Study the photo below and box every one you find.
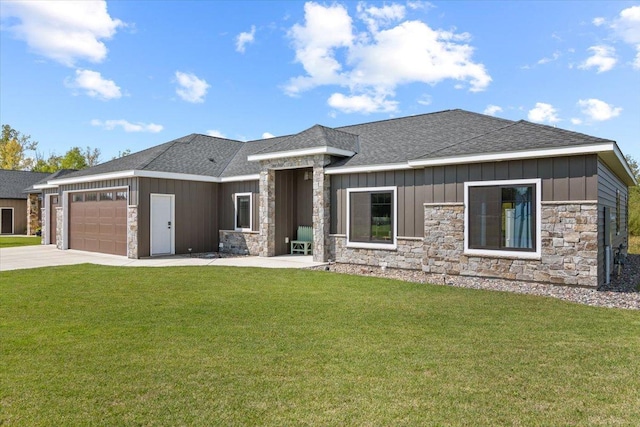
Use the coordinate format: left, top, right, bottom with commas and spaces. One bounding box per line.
219, 230, 260, 255
328, 235, 424, 270
27, 194, 41, 235
55, 206, 63, 250
422, 202, 599, 288
40, 207, 46, 244
127, 205, 138, 259
258, 154, 331, 262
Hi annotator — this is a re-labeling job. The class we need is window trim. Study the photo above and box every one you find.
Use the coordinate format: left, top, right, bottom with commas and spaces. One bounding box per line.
464, 179, 542, 260
234, 192, 253, 231
346, 186, 397, 250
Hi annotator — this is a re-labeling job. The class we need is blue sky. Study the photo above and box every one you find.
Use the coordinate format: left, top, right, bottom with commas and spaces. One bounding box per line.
1, 1, 639, 164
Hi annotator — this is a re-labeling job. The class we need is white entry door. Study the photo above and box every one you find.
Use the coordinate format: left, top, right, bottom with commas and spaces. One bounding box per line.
150, 194, 174, 255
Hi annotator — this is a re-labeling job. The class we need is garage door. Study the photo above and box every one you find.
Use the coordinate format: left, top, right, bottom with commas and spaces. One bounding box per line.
69, 190, 127, 256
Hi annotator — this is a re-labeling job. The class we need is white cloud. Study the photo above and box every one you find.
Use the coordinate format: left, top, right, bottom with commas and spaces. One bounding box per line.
577, 98, 622, 121
417, 94, 432, 106
483, 104, 503, 116
528, 102, 560, 124
65, 69, 121, 100
611, 6, 640, 44
611, 6, 640, 69
579, 45, 617, 73
175, 71, 210, 103
0, 0, 123, 66
327, 92, 398, 114
285, 1, 490, 113
537, 51, 561, 65
571, 118, 583, 125
236, 25, 256, 53
206, 129, 226, 138
407, 1, 434, 11
593, 17, 606, 26
262, 132, 275, 139
357, 2, 406, 32
91, 119, 163, 133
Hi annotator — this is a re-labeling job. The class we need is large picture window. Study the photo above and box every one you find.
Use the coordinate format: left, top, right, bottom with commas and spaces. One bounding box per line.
235, 193, 252, 231
465, 179, 541, 259
347, 186, 397, 249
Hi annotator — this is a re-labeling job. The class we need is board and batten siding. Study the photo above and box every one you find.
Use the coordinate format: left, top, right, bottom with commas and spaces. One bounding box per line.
597, 159, 629, 286
138, 178, 218, 257
331, 155, 599, 237
218, 180, 259, 231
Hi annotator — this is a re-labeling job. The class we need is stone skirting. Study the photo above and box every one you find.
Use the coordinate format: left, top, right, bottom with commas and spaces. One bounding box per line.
127, 205, 138, 259
220, 230, 260, 255
329, 235, 424, 270
40, 207, 46, 244
423, 202, 599, 288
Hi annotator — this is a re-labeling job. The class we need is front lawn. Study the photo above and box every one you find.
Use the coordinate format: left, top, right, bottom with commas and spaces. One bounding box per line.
1, 265, 639, 425
0, 235, 41, 248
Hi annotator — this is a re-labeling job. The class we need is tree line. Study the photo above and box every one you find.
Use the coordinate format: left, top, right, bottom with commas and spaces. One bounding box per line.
1, 124, 103, 172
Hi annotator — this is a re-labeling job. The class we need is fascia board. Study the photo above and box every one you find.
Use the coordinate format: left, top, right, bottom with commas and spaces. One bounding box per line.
248, 146, 355, 162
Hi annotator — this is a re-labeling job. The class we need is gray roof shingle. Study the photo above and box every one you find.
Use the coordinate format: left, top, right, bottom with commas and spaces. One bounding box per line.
42, 109, 620, 182
0, 170, 51, 199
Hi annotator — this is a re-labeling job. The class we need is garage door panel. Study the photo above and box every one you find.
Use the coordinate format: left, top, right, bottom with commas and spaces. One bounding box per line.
69, 191, 127, 256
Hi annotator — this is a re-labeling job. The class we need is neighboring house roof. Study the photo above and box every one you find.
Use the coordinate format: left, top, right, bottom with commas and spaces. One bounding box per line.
40, 109, 636, 187
0, 169, 50, 199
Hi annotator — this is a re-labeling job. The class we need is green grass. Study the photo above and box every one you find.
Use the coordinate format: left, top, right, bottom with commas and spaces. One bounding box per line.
0, 235, 41, 248
1, 266, 639, 425
629, 235, 640, 254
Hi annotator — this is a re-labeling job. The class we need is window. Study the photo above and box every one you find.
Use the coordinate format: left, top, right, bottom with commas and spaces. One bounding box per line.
72, 194, 83, 203
115, 191, 127, 201
234, 193, 252, 231
347, 186, 397, 249
100, 192, 113, 201
465, 179, 541, 259
85, 192, 97, 202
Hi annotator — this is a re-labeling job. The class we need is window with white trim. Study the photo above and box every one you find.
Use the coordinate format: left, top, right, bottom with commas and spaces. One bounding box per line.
347, 186, 397, 249
465, 179, 541, 258
234, 193, 252, 231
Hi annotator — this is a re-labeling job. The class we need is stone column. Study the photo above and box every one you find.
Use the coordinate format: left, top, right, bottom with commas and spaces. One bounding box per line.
55, 206, 63, 250
127, 205, 138, 259
312, 155, 331, 262
258, 168, 276, 257
40, 207, 46, 245
27, 193, 41, 235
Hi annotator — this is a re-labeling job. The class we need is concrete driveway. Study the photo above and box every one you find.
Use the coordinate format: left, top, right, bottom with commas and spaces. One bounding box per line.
0, 245, 326, 272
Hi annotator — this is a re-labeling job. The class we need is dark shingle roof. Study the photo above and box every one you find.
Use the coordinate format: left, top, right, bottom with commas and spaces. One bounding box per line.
42, 109, 621, 182
255, 125, 359, 156
59, 134, 243, 179
0, 170, 50, 199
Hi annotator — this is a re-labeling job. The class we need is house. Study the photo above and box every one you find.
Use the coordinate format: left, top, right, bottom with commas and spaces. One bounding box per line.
34, 109, 636, 287
0, 169, 50, 235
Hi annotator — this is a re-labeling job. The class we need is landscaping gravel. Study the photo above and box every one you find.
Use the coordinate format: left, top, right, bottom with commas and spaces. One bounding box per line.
311, 254, 640, 310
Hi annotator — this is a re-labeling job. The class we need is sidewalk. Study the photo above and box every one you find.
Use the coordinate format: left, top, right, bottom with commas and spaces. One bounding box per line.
0, 245, 326, 271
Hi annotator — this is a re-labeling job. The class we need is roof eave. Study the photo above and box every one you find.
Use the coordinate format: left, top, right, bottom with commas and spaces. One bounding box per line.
248, 146, 355, 162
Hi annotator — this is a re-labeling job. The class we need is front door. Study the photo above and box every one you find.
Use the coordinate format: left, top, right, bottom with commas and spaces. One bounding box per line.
150, 194, 174, 255
0, 208, 13, 234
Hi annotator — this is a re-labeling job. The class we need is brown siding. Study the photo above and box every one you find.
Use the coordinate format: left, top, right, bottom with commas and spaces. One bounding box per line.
138, 178, 218, 257
331, 155, 599, 237
218, 180, 259, 230
273, 169, 313, 255
0, 199, 27, 234
597, 159, 629, 286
